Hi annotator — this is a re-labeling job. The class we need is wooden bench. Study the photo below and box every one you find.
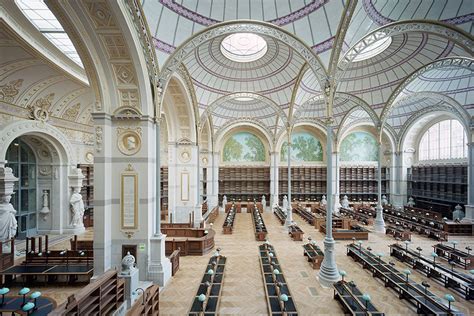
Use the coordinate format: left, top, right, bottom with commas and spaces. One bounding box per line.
259, 243, 298, 315
386, 225, 411, 241
333, 280, 384, 315
303, 243, 324, 269
288, 225, 304, 241
293, 205, 316, 225
189, 255, 226, 315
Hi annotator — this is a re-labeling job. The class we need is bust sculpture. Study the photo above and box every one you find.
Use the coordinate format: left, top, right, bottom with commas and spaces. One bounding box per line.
321, 195, 327, 206
341, 195, 349, 208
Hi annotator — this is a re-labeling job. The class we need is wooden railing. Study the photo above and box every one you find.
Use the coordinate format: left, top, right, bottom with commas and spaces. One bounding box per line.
50, 270, 125, 315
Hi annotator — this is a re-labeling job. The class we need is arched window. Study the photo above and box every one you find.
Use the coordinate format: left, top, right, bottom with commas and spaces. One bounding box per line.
418, 120, 467, 161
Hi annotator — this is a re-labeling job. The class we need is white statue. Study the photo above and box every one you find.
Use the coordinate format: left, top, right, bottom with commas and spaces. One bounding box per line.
407, 196, 415, 208
39, 190, 50, 221
321, 195, 327, 206
283, 195, 288, 210
341, 195, 350, 208
0, 198, 17, 241
261, 195, 266, 207
381, 195, 388, 205
452, 204, 465, 221
70, 189, 85, 227
222, 195, 227, 207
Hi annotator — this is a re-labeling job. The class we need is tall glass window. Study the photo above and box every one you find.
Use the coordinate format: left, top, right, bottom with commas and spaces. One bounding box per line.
418, 120, 467, 161
6, 139, 37, 237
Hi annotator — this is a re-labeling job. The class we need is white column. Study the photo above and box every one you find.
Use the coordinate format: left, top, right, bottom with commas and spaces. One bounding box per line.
332, 151, 341, 214
464, 142, 474, 221
392, 151, 404, 208
374, 143, 386, 233
212, 152, 220, 211
285, 133, 293, 226
92, 113, 112, 277
270, 151, 279, 208
319, 121, 339, 286
0, 162, 18, 242
148, 119, 171, 286
194, 145, 203, 226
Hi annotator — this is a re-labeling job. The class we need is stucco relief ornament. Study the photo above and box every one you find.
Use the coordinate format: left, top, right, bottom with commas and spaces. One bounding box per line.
27, 93, 54, 122
0, 79, 23, 102
117, 127, 142, 156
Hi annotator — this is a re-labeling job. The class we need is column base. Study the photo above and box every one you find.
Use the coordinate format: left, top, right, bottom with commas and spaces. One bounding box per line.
194, 204, 203, 227
374, 205, 386, 234
461, 205, 474, 223
147, 234, 172, 287
318, 237, 340, 287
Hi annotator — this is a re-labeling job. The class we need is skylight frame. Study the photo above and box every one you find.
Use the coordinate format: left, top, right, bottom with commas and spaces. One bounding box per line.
16, 0, 83, 67
353, 37, 392, 62
220, 33, 268, 63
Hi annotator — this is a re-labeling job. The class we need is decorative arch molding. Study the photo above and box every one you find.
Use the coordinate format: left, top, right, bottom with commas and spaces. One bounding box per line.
215, 118, 275, 153
174, 64, 200, 133
288, 63, 309, 122
156, 20, 329, 114
293, 94, 326, 122
397, 103, 470, 153
0, 120, 75, 166
336, 21, 474, 82
380, 57, 474, 125
16, 75, 66, 107
337, 109, 377, 141
199, 92, 289, 128
335, 92, 380, 125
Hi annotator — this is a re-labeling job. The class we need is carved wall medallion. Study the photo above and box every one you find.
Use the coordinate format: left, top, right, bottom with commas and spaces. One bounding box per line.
39, 165, 52, 176
85, 151, 94, 163
179, 147, 191, 163
202, 157, 208, 166
117, 127, 142, 156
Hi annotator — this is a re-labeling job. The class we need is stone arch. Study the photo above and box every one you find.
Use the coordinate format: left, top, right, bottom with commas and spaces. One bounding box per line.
156, 20, 329, 114
0, 120, 74, 166
380, 57, 474, 126
336, 21, 473, 82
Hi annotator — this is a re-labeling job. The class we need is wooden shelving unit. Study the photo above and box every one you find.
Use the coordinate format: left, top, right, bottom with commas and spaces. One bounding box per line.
278, 166, 327, 202
161, 167, 168, 213
218, 167, 270, 204
79, 164, 94, 228
339, 166, 390, 202
407, 164, 467, 216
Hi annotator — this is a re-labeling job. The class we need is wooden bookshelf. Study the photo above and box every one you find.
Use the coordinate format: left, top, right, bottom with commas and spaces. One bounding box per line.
161, 167, 168, 213
339, 166, 390, 202
79, 164, 94, 228
278, 166, 327, 203
218, 167, 270, 204
407, 164, 467, 217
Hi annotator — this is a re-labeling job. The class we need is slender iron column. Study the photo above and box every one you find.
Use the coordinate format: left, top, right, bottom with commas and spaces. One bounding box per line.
319, 121, 339, 286
374, 142, 386, 233
285, 132, 293, 225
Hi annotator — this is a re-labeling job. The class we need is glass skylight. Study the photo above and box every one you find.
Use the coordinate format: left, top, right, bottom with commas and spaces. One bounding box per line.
16, 0, 83, 67
353, 37, 392, 62
221, 33, 268, 63
234, 96, 255, 102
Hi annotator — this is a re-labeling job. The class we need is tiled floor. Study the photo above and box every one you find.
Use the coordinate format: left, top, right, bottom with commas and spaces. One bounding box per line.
159, 209, 473, 315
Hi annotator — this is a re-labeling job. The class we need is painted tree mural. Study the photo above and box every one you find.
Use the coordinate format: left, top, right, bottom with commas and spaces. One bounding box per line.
281, 132, 323, 162
340, 131, 378, 161
223, 132, 265, 162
